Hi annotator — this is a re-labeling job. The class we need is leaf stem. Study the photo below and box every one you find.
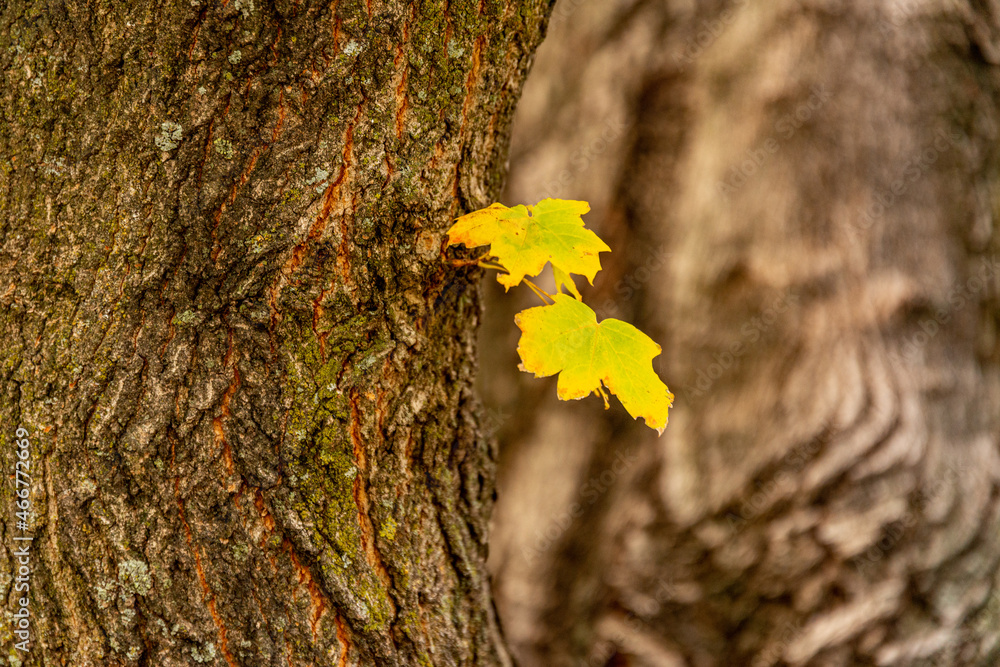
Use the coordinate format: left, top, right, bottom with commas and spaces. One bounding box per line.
594, 385, 610, 409
523, 278, 555, 305
467, 258, 553, 306
476, 260, 509, 273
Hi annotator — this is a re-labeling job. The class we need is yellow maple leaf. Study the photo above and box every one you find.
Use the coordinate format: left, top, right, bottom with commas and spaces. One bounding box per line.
446, 199, 610, 291
515, 294, 673, 434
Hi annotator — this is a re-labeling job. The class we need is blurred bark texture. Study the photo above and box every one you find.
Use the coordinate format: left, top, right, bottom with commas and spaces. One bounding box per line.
0, 1, 551, 665
486, 0, 1000, 665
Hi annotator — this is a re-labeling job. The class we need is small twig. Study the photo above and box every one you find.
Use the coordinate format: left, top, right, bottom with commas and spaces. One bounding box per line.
451, 257, 553, 305
445, 257, 485, 268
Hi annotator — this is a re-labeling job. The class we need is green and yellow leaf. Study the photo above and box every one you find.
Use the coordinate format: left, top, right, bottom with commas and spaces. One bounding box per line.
446, 198, 610, 291
514, 294, 673, 434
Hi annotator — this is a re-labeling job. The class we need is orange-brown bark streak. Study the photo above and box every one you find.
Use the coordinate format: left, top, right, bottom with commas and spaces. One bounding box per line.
348, 391, 393, 593
283, 101, 361, 281
213, 329, 241, 486
335, 614, 352, 667
460, 35, 485, 133
175, 480, 238, 667
272, 90, 287, 142
334, 102, 364, 284
284, 540, 328, 641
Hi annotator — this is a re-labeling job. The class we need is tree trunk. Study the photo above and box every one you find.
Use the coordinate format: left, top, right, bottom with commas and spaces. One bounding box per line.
489, 0, 1000, 665
0, 1, 550, 665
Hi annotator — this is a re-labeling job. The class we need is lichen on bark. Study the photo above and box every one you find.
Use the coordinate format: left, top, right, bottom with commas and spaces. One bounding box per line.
0, 0, 552, 664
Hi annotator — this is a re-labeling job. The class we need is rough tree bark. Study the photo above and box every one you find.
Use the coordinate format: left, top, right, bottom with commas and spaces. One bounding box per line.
0, 1, 550, 665
488, 0, 1000, 665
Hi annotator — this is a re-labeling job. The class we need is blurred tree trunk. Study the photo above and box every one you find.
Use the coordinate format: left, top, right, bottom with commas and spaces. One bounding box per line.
488, 0, 1000, 665
0, 1, 550, 665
